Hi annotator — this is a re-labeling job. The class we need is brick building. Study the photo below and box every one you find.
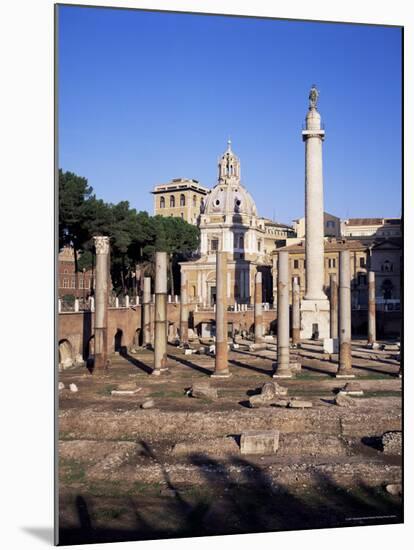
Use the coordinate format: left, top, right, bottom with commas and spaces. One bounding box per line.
58, 246, 94, 299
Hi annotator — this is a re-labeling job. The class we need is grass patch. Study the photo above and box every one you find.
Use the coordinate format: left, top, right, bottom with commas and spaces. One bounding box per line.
97, 384, 118, 396
60, 458, 86, 484
150, 390, 186, 398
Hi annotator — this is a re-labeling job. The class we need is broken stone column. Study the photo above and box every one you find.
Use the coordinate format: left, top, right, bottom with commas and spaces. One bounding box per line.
330, 273, 338, 339
274, 251, 293, 378
254, 271, 264, 343
292, 277, 300, 346
74, 298, 79, 312
153, 252, 168, 375
180, 270, 189, 347
93, 235, 110, 372
368, 270, 376, 345
336, 249, 355, 378
212, 251, 231, 378
125, 295, 129, 308
142, 277, 151, 348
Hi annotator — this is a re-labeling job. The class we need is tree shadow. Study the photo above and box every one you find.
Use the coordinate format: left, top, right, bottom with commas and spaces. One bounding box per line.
58, 443, 403, 545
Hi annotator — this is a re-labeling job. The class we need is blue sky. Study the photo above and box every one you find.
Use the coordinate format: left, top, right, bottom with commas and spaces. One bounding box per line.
58, 6, 402, 225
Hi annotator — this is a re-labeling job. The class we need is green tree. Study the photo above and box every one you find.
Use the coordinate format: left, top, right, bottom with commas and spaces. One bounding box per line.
59, 169, 94, 285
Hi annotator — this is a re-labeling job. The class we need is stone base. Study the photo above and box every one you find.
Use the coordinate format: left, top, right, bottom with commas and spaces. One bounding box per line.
240, 430, 279, 455
273, 373, 293, 379
323, 338, 338, 354
335, 374, 356, 379
210, 371, 232, 378
300, 299, 330, 340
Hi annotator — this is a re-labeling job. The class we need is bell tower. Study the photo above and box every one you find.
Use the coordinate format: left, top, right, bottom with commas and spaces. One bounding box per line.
218, 139, 241, 184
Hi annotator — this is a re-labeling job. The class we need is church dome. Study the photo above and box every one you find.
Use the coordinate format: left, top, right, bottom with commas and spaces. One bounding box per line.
203, 181, 257, 217
203, 140, 258, 217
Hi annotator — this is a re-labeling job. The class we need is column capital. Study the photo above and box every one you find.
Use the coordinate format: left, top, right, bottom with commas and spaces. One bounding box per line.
93, 235, 110, 255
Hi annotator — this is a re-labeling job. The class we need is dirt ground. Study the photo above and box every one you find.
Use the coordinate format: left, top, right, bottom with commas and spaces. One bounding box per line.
57, 340, 403, 545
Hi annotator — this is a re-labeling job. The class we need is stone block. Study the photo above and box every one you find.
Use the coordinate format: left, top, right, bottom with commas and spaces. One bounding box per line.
69, 383, 78, 393
184, 348, 194, 355
190, 382, 218, 400
240, 430, 279, 455
339, 381, 364, 396
141, 399, 155, 409
323, 338, 338, 354
58, 382, 65, 391
111, 388, 141, 396
385, 484, 402, 496
287, 399, 312, 408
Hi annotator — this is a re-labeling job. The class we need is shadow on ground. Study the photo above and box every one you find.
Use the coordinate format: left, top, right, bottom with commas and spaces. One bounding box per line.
58, 441, 402, 545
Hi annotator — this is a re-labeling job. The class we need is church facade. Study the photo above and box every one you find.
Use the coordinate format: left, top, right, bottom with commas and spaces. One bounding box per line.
180, 141, 274, 306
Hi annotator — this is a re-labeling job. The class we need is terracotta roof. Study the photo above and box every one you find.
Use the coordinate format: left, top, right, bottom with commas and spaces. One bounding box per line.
346, 218, 383, 226
274, 238, 367, 253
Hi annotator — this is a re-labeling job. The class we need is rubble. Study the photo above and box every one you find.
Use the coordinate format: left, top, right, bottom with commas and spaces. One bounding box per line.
335, 394, 357, 408
382, 431, 402, 455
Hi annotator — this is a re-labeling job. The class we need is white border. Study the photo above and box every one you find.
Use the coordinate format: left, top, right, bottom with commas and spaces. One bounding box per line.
1, 1, 412, 548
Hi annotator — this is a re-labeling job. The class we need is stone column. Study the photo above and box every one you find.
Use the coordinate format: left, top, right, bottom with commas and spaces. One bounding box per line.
212, 251, 231, 378
93, 235, 110, 372
303, 104, 326, 302
153, 252, 168, 375
254, 271, 263, 343
292, 277, 300, 346
300, 87, 330, 339
272, 255, 278, 308
330, 273, 338, 339
180, 270, 189, 347
367, 271, 376, 345
142, 277, 151, 348
336, 250, 355, 378
274, 251, 292, 378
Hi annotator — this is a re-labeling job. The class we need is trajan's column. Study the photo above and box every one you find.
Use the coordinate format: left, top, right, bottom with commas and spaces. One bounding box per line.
300, 85, 330, 339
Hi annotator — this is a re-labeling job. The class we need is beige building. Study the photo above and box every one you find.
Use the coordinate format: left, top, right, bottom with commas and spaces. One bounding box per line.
261, 218, 296, 257
273, 238, 370, 307
293, 211, 341, 238
341, 217, 401, 238
152, 178, 209, 225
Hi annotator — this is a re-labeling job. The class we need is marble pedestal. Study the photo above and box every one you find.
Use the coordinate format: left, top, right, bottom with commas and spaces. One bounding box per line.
300, 298, 330, 339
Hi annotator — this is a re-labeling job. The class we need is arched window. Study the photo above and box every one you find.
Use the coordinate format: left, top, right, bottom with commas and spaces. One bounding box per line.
160, 196, 165, 209
170, 195, 175, 208
381, 260, 393, 273
239, 235, 244, 249
180, 194, 185, 206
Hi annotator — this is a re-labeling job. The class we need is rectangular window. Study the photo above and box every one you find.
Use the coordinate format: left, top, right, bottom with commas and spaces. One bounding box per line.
211, 239, 219, 251
63, 279, 69, 288
293, 259, 299, 269
79, 278, 84, 289
359, 257, 365, 268
71, 278, 76, 288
